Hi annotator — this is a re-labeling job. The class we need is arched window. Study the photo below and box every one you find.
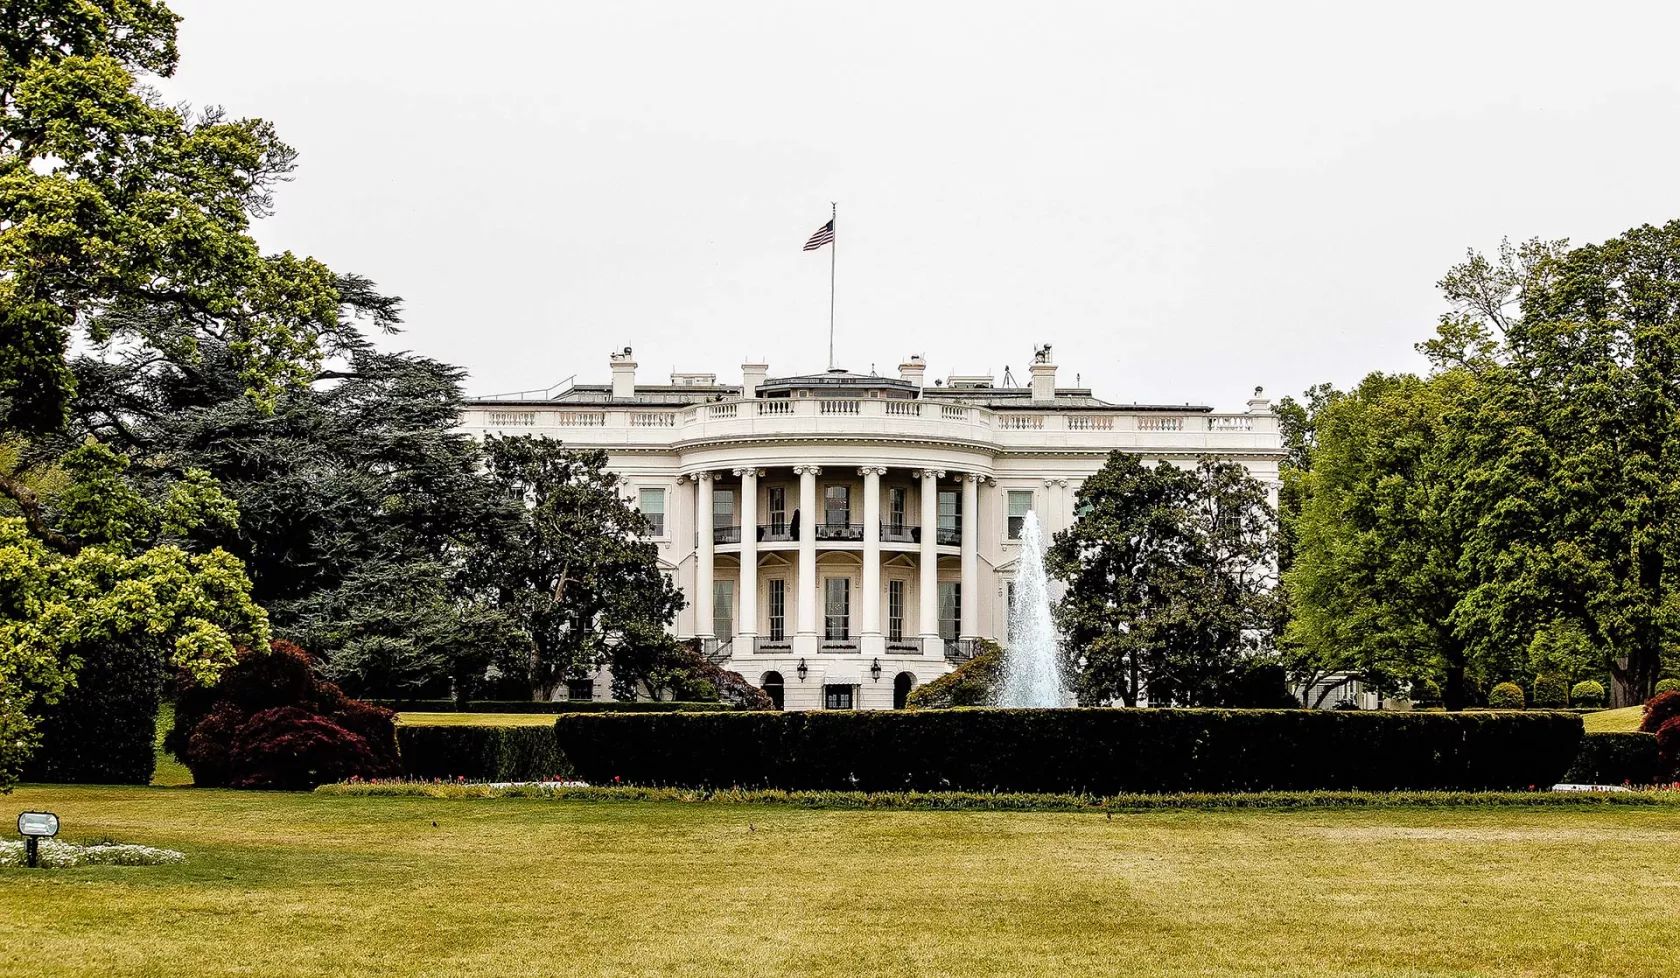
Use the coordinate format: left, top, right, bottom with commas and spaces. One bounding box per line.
893, 672, 916, 710
761, 671, 785, 711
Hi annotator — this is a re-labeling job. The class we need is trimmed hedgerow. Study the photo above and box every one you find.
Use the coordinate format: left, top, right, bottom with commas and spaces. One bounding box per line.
21, 640, 163, 785
1488, 683, 1526, 709
396, 725, 570, 781
375, 700, 734, 714
552, 708, 1584, 794
1562, 732, 1660, 786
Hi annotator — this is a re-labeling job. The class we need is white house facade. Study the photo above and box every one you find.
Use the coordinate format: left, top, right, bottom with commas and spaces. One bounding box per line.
458, 347, 1285, 710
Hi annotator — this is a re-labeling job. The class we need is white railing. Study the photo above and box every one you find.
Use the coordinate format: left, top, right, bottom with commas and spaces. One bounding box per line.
555, 412, 606, 427
706, 403, 737, 420
757, 400, 794, 416
1209, 416, 1254, 431
941, 405, 971, 421
884, 401, 921, 417
486, 411, 537, 426
998, 415, 1043, 430
1137, 417, 1184, 432
820, 399, 860, 415
1067, 415, 1114, 430
630, 412, 675, 427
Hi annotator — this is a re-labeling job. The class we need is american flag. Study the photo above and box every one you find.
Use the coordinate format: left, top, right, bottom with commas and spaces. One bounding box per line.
802, 219, 835, 251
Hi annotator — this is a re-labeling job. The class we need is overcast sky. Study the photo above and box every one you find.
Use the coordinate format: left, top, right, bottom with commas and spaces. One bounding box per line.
159, 1, 1680, 409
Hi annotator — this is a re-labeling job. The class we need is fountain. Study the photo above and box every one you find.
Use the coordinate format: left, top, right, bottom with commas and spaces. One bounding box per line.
999, 510, 1069, 707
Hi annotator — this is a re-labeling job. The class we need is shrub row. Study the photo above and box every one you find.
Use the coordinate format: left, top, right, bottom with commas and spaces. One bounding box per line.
1562, 732, 1660, 786
396, 725, 571, 781
379, 699, 734, 714
315, 782, 1680, 811
553, 708, 1585, 794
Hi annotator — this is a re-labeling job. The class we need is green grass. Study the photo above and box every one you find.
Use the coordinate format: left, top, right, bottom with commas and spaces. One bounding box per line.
1583, 706, 1644, 733
395, 711, 558, 727
150, 703, 192, 787
1, 785, 1677, 977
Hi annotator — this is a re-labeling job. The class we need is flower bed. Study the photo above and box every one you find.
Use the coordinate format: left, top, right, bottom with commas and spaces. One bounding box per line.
1, 840, 185, 867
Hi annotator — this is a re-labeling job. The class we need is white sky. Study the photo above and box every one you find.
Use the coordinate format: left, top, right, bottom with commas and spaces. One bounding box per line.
160, 1, 1680, 409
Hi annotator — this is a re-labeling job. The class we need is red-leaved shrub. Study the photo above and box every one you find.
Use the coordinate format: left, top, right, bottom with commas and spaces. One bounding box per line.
1657, 716, 1680, 782
1640, 690, 1680, 734
226, 707, 380, 790
168, 641, 396, 789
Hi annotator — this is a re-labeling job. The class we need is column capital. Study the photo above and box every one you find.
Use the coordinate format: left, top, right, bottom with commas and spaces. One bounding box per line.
683, 470, 716, 482
911, 468, 946, 480
732, 467, 765, 478
1042, 478, 1069, 487
791, 464, 822, 476
857, 465, 888, 477
964, 472, 994, 484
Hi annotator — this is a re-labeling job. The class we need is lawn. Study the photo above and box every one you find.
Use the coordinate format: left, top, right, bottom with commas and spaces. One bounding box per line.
1583, 706, 1644, 733
1, 786, 1676, 977
395, 711, 558, 727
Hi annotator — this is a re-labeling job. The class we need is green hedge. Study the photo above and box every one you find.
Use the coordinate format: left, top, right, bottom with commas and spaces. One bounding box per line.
553, 708, 1585, 794
396, 725, 571, 781
380, 700, 733, 714
1562, 732, 1660, 786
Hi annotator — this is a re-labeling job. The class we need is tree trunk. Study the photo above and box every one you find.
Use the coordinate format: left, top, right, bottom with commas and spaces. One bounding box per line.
1442, 664, 1468, 712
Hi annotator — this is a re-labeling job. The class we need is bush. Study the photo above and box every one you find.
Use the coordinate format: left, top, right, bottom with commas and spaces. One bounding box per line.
1640, 690, 1680, 733
905, 641, 1003, 708
1409, 679, 1443, 706
1561, 732, 1660, 785
1532, 675, 1569, 708
396, 725, 570, 781
553, 708, 1584, 794
1658, 718, 1680, 783
373, 699, 735, 714
169, 641, 397, 788
1570, 681, 1606, 708
1656, 679, 1680, 696
1488, 682, 1526, 709
21, 640, 163, 785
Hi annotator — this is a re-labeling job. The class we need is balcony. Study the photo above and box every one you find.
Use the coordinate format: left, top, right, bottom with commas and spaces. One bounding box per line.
935, 524, 961, 546
820, 638, 860, 653
752, 637, 793, 654
699, 638, 734, 664
944, 638, 981, 662
712, 523, 740, 544
879, 522, 918, 543
756, 523, 795, 543
815, 522, 864, 542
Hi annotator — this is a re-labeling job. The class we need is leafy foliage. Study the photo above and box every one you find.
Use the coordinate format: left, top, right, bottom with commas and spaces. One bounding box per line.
1561, 731, 1660, 786
1640, 690, 1680, 735
1570, 680, 1606, 708
1049, 452, 1276, 706
1488, 683, 1526, 709
1656, 679, 1680, 696
905, 641, 1004, 708
395, 725, 570, 782
225, 706, 380, 791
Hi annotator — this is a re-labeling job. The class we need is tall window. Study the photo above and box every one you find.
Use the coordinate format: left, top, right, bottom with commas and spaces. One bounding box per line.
768, 579, 785, 640
1008, 491, 1034, 540
768, 486, 787, 533
888, 486, 907, 532
713, 489, 735, 529
938, 489, 961, 541
888, 580, 905, 641
1005, 582, 1016, 642
713, 580, 734, 639
938, 582, 961, 640
824, 485, 850, 526
824, 684, 854, 710
824, 577, 850, 640
638, 488, 665, 536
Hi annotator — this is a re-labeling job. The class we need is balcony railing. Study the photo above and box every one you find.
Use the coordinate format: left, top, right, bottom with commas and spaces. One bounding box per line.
699, 638, 734, 664
757, 523, 795, 543
752, 637, 793, 654
713, 523, 741, 544
936, 524, 961, 546
879, 523, 918, 543
815, 522, 864, 542
820, 638, 860, 653
944, 638, 981, 662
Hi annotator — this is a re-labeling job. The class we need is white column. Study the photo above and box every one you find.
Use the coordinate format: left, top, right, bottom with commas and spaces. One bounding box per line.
736, 467, 760, 643
860, 466, 884, 644
795, 465, 820, 639
695, 472, 714, 638
960, 473, 980, 640
917, 469, 941, 646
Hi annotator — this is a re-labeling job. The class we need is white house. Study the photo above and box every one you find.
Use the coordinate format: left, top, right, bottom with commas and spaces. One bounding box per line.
458, 346, 1285, 710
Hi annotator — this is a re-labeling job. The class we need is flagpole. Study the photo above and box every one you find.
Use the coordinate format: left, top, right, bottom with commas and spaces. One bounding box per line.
828, 201, 837, 371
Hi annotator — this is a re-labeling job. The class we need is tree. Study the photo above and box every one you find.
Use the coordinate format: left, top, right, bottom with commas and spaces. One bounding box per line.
475, 436, 685, 701
1049, 452, 1276, 707
1282, 371, 1478, 707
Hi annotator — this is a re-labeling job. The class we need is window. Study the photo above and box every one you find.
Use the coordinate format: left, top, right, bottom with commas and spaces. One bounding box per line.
638, 488, 665, 536
768, 579, 785, 640
824, 577, 850, 640
762, 671, 785, 711
888, 580, 905, 641
1008, 491, 1034, 540
1005, 582, 1016, 642
713, 580, 734, 639
713, 489, 735, 529
824, 485, 850, 526
938, 488, 961, 543
938, 582, 961, 640
888, 487, 907, 532
566, 678, 594, 701
768, 486, 787, 533
824, 684, 854, 710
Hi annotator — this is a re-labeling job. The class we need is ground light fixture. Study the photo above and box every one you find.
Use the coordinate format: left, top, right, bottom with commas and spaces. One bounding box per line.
17, 811, 59, 868
871, 658, 882, 681
796, 658, 808, 681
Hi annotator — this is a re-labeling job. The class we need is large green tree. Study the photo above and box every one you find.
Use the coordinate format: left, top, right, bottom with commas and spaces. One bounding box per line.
1049, 452, 1276, 706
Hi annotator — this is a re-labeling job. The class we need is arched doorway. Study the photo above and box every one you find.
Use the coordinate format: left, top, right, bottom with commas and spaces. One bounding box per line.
761, 671, 785, 711
893, 672, 916, 709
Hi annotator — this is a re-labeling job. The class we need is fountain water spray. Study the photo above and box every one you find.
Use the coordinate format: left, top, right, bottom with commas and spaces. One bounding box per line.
999, 510, 1068, 707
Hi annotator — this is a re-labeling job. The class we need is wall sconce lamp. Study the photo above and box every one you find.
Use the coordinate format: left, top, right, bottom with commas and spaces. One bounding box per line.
870, 658, 882, 682
796, 658, 808, 682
